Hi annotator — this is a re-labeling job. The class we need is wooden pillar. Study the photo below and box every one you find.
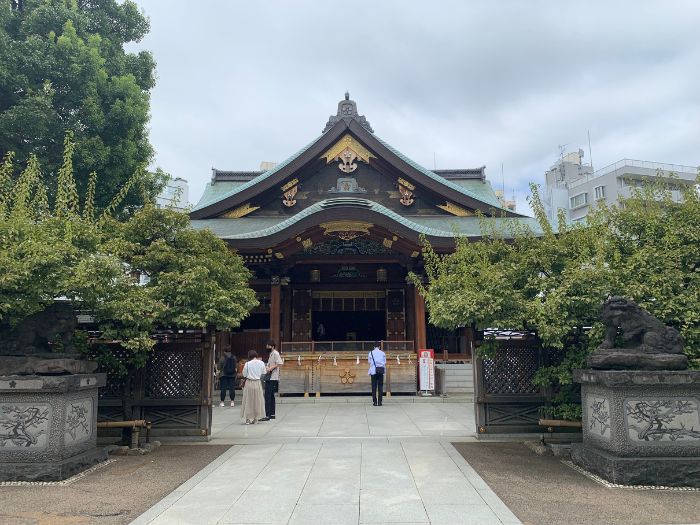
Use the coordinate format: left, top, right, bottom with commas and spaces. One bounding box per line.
413, 285, 427, 351
282, 284, 292, 343
270, 278, 281, 350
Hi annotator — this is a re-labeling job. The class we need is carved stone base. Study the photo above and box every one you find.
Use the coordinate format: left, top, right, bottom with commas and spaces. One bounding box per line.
0, 373, 105, 481
572, 443, 700, 487
0, 447, 108, 482
573, 369, 700, 487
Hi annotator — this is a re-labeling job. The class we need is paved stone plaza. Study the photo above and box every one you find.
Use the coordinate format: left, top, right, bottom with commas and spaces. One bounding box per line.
131, 400, 522, 524
209, 398, 477, 444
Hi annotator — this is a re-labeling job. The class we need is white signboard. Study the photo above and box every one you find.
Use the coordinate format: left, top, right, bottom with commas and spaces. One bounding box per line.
418, 349, 435, 392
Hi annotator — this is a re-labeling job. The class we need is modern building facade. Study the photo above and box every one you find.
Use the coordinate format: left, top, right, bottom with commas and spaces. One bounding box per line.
156, 177, 189, 211
190, 94, 541, 394
543, 151, 698, 224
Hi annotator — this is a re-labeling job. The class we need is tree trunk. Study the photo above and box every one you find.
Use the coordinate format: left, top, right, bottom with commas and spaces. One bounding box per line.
120, 368, 136, 444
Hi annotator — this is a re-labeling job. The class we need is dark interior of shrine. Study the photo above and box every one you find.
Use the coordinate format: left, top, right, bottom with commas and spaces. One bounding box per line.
312, 310, 385, 342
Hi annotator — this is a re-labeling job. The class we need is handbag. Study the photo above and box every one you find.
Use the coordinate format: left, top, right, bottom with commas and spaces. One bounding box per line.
370, 350, 385, 375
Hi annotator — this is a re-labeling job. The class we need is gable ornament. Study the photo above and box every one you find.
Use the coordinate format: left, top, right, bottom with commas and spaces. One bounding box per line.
281, 178, 299, 207
437, 201, 474, 217
322, 135, 375, 174
397, 178, 415, 206
320, 221, 373, 241
220, 202, 260, 218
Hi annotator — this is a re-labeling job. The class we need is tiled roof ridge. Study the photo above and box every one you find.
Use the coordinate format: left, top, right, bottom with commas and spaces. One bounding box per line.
372, 136, 508, 212
433, 168, 486, 180
193, 112, 514, 215
192, 134, 324, 211
211, 169, 263, 182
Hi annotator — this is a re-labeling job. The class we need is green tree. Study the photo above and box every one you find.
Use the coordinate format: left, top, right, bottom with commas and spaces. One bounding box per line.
0, 0, 163, 210
413, 176, 700, 418
0, 136, 258, 421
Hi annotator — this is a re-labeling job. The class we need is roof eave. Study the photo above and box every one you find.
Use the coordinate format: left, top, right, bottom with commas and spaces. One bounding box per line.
345, 120, 524, 218
190, 120, 351, 219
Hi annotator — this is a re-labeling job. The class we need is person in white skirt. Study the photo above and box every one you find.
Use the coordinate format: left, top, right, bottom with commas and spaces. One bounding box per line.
240, 350, 267, 424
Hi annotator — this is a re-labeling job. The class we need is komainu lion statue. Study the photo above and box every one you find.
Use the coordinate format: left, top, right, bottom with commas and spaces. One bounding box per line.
599, 296, 683, 354
588, 296, 687, 370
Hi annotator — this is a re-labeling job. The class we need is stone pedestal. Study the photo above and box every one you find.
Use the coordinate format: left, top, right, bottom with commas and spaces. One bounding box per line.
572, 369, 700, 487
0, 373, 107, 481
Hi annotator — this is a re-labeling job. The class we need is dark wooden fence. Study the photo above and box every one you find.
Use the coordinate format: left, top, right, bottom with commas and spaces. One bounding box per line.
474, 337, 562, 434
97, 330, 214, 441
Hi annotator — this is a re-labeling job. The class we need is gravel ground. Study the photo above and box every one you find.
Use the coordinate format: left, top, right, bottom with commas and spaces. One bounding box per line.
453, 442, 700, 525
0, 445, 230, 525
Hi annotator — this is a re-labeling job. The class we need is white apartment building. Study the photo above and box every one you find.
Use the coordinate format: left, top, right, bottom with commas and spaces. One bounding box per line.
543, 151, 698, 224
156, 177, 189, 212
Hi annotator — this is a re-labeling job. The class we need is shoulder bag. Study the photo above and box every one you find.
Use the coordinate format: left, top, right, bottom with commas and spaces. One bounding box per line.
371, 351, 385, 375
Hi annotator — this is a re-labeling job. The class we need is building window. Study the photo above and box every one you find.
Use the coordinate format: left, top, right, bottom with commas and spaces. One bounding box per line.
570, 192, 588, 208
594, 186, 606, 200
622, 178, 644, 188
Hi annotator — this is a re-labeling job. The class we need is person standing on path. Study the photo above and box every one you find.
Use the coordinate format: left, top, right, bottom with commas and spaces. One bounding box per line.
240, 350, 267, 424
260, 341, 283, 422
368, 342, 386, 406
218, 350, 237, 407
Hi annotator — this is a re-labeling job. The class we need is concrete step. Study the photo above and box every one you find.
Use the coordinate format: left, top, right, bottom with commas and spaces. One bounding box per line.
436, 363, 474, 395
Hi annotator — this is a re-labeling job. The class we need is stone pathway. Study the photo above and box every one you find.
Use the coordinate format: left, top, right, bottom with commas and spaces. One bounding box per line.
209, 399, 477, 444
131, 401, 521, 525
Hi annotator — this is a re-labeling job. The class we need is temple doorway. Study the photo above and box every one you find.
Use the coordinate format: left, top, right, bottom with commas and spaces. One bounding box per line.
312, 310, 385, 342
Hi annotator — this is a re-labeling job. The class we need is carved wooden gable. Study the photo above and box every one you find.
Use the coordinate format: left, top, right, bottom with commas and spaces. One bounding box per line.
225, 133, 477, 218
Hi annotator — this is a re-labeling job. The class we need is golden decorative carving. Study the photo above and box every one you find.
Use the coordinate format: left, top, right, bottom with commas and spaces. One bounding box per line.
392, 235, 398, 241
397, 178, 415, 206
302, 238, 313, 249
337, 231, 359, 241
339, 368, 356, 384
281, 178, 299, 192
322, 134, 374, 174
397, 178, 415, 191
437, 201, 474, 217
383, 238, 393, 248
282, 179, 298, 207
220, 202, 259, 218
320, 221, 373, 241
274, 252, 284, 259
296, 236, 302, 242
410, 251, 420, 258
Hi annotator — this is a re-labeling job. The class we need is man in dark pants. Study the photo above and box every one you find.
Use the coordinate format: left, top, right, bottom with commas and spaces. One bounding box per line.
218, 350, 237, 407
368, 342, 386, 406
260, 341, 283, 421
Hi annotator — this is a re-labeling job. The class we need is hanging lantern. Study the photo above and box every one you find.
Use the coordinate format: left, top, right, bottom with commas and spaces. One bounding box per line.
376, 267, 387, 282
310, 269, 321, 282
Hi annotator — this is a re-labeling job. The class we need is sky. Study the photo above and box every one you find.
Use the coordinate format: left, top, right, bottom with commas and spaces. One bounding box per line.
131, 0, 700, 214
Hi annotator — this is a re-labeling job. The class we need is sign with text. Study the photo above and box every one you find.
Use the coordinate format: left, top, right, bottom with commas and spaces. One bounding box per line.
418, 349, 435, 391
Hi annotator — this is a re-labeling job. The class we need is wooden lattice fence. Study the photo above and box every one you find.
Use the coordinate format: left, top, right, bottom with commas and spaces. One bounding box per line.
474, 336, 563, 434
96, 330, 214, 441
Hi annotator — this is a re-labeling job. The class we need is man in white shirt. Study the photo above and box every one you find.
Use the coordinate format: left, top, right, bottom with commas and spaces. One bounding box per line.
260, 340, 283, 421
368, 342, 387, 406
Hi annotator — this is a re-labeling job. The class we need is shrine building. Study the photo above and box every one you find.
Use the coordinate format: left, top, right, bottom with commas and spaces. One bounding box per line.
190, 94, 540, 395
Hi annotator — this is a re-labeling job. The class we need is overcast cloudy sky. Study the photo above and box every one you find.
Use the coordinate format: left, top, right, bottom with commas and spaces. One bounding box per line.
132, 1, 700, 213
